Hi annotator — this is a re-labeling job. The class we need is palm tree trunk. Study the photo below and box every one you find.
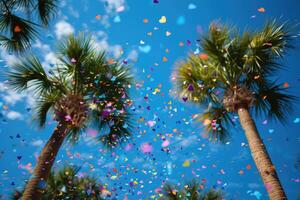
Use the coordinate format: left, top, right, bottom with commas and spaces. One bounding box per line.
21, 123, 68, 200
237, 108, 287, 200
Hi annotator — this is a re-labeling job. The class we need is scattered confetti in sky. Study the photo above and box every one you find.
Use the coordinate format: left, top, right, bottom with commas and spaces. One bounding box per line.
0, 0, 300, 199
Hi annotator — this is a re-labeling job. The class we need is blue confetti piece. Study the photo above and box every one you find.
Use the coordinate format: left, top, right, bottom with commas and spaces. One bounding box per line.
38, 180, 47, 189
114, 15, 121, 23
138, 45, 151, 53
111, 76, 117, 81
99, 94, 106, 99
188, 3, 197, 10
293, 117, 300, 123
177, 16, 185, 25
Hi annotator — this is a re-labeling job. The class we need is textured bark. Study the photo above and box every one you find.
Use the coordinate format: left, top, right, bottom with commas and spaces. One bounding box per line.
238, 108, 287, 200
21, 123, 68, 200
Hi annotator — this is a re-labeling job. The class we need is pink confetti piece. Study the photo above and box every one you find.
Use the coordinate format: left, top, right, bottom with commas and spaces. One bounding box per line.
161, 140, 170, 147
140, 142, 153, 153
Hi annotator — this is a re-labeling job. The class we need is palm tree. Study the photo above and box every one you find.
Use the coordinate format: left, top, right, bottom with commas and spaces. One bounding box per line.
172, 20, 296, 199
11, 166, 110, 200
7, 34, 133, 199
0, 0, 56, 53
159, 180, 222, 200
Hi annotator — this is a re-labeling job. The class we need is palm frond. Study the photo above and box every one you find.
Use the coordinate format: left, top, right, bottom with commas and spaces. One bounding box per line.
99, 112, 133, 148
174, 54, 224, 105
197, 105, 232, 143
161, 183, 181, 200
202, 189, 222, 200
36, 0, 57, 26
58, 33, 94, 65
0, 0, 56, 53
33, 90, 62, 127
0, 13, 38, 53
11, 165, 105, 200
201, 22, 230, 58
184, 180, 200, 200
160, 180, 222, 200
6, 56, 53, 93
245, 20, 293, 76
253, 80, 296, 122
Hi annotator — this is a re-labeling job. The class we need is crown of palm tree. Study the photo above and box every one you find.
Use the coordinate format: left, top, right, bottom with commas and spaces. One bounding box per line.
11, 166, 109, 200
160, 180, 222, 200
0, 0, 56, 53
173, 20, 296, 141
7, 33, 134, 148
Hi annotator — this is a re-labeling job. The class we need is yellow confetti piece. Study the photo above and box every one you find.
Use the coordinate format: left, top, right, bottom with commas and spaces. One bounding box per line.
111, 175, 117, 180
159, 16, 167, 24
183, 160, 190, 167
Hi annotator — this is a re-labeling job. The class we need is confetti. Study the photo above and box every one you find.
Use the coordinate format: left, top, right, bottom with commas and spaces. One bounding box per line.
182, 160, 190, 167
177, 16, 185, 25
188, 3, 197, 10
140, 142, 153, 153
138, 45, 151, 53
159, 16, 167, 24
258, 7, 266, 13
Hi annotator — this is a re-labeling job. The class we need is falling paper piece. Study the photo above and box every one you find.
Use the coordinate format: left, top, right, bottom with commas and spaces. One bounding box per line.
140, 142, 153, 153
159, 16, 167, 24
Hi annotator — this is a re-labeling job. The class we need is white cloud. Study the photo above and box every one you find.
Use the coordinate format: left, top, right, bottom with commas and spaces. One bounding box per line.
92, 31, 138, 60
178, 135, 198, 147
6, 111, 23, 120
0, 50, 20, 67
68, 6, 79, 18
127, 50, 138, 61
99, 0, 127, 28
101, 0, 126, 14
92, 32, 123, 58
31, 139, 44, 147
42, 52, 59, 68
32, 40, 51, 52
2, 90, 25, 106
55, 20, 74, 39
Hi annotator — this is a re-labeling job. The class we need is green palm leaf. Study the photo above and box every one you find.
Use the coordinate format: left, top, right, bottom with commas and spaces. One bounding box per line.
0, 13, 38, 53
253, 80, 297, 122
6, 56, 53, 93
7, 33, 134, 148
11, 166, 105, 200
36, 0, 57, 26
0, 0, 56, 53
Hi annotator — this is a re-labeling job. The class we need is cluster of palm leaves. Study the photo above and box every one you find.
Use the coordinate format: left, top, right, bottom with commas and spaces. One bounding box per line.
174, 20, 295, 140
173, 20, 296, 199
0, 0, 56, 53
11, 166, 109, 200
7, 33, 134, 199
8, 34, 133, 146
159, 180, 222, 200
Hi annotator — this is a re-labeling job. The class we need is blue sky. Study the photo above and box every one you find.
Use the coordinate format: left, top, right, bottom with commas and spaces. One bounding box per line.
0, 0, 300, 199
